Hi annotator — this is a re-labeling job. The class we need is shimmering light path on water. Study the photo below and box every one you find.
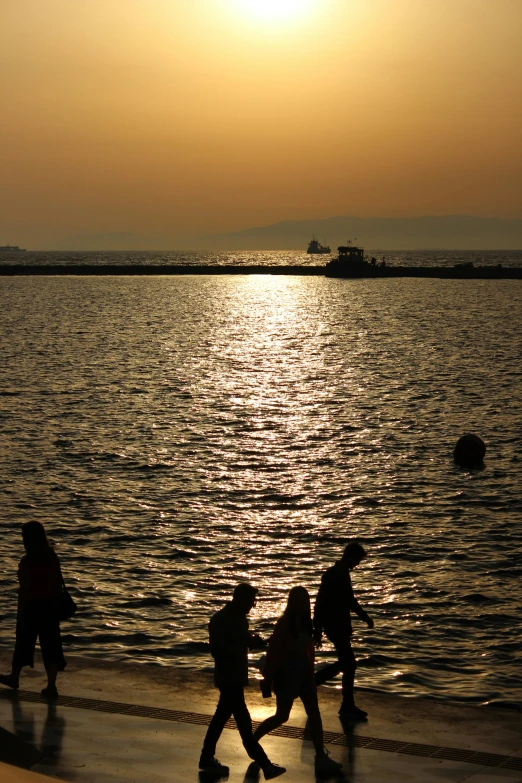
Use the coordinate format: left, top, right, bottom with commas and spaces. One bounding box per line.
1, 249, 522, 268
1, 271, 521, 709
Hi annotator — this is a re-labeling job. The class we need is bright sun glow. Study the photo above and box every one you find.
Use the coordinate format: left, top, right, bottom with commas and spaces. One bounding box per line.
235, 0, 315, 24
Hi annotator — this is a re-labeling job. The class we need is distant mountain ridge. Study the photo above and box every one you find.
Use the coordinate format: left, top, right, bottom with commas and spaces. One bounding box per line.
204, 215, 522, 251
52, 216, 522, 251
59, 232, 152, 250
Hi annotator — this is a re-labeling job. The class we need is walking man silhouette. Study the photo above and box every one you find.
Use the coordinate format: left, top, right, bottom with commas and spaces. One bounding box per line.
199, 583, 286, 779
313, 541, 374, 720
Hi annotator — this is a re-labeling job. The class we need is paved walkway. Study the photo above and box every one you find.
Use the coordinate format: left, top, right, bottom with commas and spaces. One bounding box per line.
0, 653, 521, 782
0, 762, 58, 783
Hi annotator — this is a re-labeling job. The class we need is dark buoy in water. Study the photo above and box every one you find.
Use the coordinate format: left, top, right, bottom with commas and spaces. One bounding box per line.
454, 434, 486, 467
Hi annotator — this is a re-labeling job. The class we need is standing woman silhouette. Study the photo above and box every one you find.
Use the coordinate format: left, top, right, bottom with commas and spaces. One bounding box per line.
0, 522, 68, 699
256, 586, 343, 777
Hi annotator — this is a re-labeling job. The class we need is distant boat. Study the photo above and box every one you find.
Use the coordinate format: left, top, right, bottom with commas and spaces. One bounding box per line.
324, 245, 522, 278
325, 244, 368, 275
0, 245, 26, 252
307, 237, 331, 254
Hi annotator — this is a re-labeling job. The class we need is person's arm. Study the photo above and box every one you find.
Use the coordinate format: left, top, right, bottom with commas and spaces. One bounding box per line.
346, 578, 374, 628
17, 558, 31, 608
209, 612, 239, 658
351, 597, 373, 628
53, 551, 63, 595
261, 618, 287, 696
306, 634, 315, 669
248, 632, 266, 650
313, 586, 324, 646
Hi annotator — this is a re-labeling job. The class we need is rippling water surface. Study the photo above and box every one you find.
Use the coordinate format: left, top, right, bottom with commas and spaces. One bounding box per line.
1, 263, 521, 709
2, 248, 522, 267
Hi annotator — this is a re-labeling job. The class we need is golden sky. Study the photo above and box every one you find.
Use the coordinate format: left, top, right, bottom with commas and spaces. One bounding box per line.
1, 0, 521, 247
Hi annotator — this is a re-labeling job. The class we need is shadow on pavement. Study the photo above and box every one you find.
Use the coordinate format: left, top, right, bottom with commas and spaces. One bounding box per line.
0, 694, 66, 772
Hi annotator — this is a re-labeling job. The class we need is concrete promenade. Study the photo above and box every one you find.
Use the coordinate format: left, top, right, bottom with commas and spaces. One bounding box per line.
0, 651, 521, 782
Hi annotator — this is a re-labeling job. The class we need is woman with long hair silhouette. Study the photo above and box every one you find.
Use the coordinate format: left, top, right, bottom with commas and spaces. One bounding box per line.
0, 522, 69, 699
256, 586, 343, 777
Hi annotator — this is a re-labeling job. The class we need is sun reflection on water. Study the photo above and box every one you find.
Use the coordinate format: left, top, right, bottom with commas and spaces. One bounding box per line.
1, 274, 522, 705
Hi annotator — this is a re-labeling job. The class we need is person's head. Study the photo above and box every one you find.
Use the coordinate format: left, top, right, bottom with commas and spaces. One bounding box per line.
232, 583, 258, 614
341, 541, 366, 570
21, 521, 52, 558
284, 586, 311, 618
284, 586, 313, 636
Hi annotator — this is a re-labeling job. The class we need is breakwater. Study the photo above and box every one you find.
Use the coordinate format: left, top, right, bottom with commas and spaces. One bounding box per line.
1, 263, 522, 278
325, 265, 522, 279
0, 264, 324, 276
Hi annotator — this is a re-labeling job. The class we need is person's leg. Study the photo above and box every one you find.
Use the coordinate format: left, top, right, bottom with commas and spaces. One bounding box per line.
45, 664, 59, 688
39, 620, 66, 697
253, 695, 293, 741
1, 617, 38, 688
329, 634, 367, 718
0, 667, 22, 689
300, 689, 324, 755
202, 687, 284, 779
301, 686, 344, 774
330, 634, 357, 708
201, 688, 233, 760
314, 660, 342, 687
229, 686, 271, 767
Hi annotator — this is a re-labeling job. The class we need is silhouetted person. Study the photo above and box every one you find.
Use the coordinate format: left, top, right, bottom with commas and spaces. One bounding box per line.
0, 522, 68, 700
370, 257, 376, 266
313, 541, 373, 720
256, 587, 343, 777
200, 583, 285, 780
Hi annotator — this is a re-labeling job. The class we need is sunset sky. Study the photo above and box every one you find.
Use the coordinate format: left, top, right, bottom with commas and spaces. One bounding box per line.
1, 0, 521, 248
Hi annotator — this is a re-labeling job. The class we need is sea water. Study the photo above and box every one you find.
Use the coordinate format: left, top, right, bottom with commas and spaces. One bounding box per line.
2, 248, 522, 268
1, 252, 521, 709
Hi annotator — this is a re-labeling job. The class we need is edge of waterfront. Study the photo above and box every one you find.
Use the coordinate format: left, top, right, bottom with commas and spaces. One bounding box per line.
1, 650, 521, 754
1, 651, 522, 782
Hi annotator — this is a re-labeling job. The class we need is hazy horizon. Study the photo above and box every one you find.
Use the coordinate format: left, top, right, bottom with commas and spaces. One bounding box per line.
3, 214, 522, 252
2, 0, 521, 249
